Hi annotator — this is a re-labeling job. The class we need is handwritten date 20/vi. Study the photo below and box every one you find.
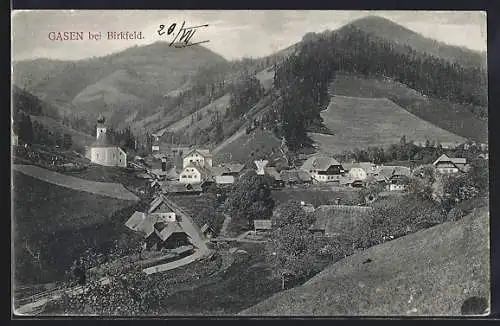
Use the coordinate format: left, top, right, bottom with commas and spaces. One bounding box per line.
157, 21, 209, 48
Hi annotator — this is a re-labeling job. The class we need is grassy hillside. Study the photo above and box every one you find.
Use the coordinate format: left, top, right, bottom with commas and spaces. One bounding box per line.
12, 171, 142, 284
241, 206, 489, 316
310, 95, 466, 154
342, 16, 486, 69
13, 42, 227, 123
330, 74, 488, 143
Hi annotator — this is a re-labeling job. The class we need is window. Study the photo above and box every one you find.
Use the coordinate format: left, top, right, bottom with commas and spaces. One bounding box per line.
182, 175, 186, 178
96, 153, 99, 159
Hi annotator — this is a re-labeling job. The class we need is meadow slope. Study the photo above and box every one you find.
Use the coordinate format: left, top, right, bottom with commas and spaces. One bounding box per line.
311, 95, 466, 154
240, 206, 489, 316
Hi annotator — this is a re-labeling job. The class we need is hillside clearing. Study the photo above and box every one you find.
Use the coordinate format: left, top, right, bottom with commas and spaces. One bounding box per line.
240, 206, 489, 316
311, 95, 466, 154
329, 74, 487, 142
13, 165, 139, 201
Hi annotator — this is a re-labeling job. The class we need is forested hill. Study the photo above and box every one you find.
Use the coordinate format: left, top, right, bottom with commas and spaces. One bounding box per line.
271, 16, 487, 150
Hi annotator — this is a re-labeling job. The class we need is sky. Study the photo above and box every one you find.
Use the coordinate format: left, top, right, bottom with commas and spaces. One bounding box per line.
11, 10, 487, 61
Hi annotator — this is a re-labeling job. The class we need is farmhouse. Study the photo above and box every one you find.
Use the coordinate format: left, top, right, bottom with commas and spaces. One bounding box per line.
300, 156, 345, 182
433, 154, 468, 174
125, 196, 208, 251
87, 116, 127, 167
182, 149, 213, 169
309, 205, 373, 238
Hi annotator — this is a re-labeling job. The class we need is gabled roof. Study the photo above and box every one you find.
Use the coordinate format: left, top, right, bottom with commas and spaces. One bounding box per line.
433, 154, 467, 166
342, 162, 376, 172
301, 156, 341, 172
215, 175, 235, 184
309, 205, 373, 237
125, 211, 155, 238
211, 163, 245, 176
183, 148, 213, 159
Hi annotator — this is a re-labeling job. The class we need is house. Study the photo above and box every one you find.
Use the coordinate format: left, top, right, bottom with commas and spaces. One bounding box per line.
433, 154, 468, 174
300, 156, 345, 182
88, 116, 127, 167
212, 163, 245, 185
125, 196, 209, 252
309, 205, 373, 238
182, 149, 213, 169
280, 169, 312, 186
253, 219, 272, 233
179, 164, 212, 184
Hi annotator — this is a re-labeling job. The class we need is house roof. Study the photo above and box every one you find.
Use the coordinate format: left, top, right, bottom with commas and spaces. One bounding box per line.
183, 148, 213, 159
342, 162, 376, 172
301, 156, 341, 172
433, 154, 467, 166
125, 211, 147, 231
211, 163, 245, 176
309, 205, 373, 237
215, 175, 235, 184
125, 211, 155, 238
375, 166, 411, 179
91, 133, 115, 148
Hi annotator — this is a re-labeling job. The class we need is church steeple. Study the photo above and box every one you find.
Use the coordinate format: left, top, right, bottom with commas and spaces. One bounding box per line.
96, 115, 107, 140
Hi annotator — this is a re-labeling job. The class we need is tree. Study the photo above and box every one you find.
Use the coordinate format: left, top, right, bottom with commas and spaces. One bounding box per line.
265, 201, 321, 289
224, 171, 274, 229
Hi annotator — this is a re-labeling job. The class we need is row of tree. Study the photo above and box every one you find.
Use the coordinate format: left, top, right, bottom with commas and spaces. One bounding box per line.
13, 113, 73, 149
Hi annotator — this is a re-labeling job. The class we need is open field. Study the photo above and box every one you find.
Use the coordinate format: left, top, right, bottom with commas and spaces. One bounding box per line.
329, 74, 487, 143
13, 165, 139, 201
310, 95, 466, 154
241, 206, 490, 316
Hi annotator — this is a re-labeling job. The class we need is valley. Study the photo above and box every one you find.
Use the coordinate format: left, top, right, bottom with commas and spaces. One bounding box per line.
12, 12, 489, 317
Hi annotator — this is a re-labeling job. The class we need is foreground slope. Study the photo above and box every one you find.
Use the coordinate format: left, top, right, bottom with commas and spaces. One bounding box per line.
311, 95, 466, 154
241, 206, 489, 316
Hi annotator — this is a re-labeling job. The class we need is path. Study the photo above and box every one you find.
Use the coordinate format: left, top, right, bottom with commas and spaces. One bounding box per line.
13, 164, 139, 201
142, 250, 204, 275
